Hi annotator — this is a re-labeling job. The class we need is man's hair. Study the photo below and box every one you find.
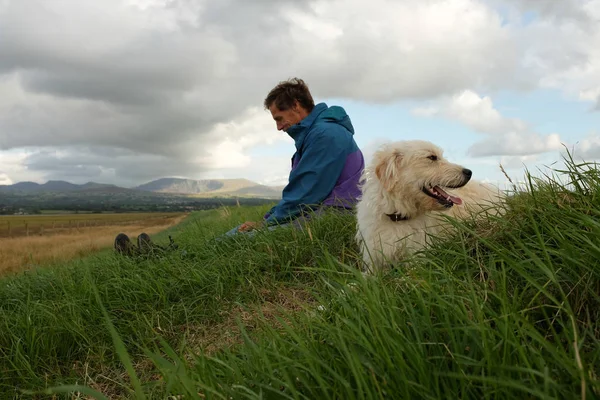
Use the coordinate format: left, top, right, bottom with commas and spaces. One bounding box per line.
264, 77, 315, 112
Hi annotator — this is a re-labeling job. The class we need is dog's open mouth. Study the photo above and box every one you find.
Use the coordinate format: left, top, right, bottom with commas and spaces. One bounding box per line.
422, 186, 463, 208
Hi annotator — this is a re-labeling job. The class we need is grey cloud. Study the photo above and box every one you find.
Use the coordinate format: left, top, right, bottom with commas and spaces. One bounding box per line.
566, 137, 600, 161
468, 132, 563, 157
497, 156, 539, 171
0, 89, 208, 156
492, 0, 593, 25
0, 0, 592, 185
22, 146, 203, 187
0, 0, 304, 168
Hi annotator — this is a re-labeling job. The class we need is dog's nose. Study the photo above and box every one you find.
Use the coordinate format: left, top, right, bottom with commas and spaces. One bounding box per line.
462, 169, 472, 179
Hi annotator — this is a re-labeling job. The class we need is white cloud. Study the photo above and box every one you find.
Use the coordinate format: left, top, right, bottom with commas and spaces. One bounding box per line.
197, 154, 292, 187
0, 0, 522, 182
0, 173, 12, 185
196, 107, 291, 169
469, 132, 562, 157
498, 154, 541, 170
412, 90, 563, 157
298, 0, 525, 100
0, 149, 40, 184
513, 1, 600, 108
569, 134, 600, 160
445, 91, 526, 135
0, 107, 291, 187
0, 0, 599, 185
259, 174, 290, 187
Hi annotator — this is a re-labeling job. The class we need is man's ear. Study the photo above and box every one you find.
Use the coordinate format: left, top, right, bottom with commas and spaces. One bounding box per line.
375, 152, 402, 192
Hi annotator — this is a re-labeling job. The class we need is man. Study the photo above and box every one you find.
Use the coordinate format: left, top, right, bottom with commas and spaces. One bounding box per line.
113, 78, 363, 254
230, 77, 364, 235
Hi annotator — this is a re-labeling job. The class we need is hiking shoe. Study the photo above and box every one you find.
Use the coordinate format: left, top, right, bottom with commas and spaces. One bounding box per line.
114, 233, 135, 256
137, 232, 153, 254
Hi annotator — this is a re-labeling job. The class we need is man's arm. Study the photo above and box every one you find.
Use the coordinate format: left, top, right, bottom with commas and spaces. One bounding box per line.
264, 127, 350, 226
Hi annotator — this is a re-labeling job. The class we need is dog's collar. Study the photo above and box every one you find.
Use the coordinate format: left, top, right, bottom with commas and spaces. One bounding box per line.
386, 213, 410, 222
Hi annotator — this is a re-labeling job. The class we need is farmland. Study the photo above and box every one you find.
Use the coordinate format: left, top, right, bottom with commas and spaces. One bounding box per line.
0, 212, 188, 275
0, 212, 186, 238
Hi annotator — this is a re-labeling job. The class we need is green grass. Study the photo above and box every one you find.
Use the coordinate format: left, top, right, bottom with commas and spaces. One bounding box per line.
1, 155, 599, 399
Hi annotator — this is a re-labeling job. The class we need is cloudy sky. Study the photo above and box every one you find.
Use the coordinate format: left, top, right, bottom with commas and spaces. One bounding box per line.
1, 0, 599, 188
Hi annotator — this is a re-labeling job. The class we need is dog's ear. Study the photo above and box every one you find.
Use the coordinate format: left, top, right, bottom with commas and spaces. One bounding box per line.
375, 151, 402, 192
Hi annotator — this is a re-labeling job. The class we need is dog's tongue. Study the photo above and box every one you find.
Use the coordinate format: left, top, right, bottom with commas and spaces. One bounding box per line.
434, 186, 463, 205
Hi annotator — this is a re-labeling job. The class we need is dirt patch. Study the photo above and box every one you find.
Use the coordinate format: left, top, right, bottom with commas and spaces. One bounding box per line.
63, 286, 315, 399
183, 286, 315, 356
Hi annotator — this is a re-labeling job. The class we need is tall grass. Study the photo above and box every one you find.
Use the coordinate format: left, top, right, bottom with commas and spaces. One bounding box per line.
1, 155, 599, 399
0, 204, 356, 398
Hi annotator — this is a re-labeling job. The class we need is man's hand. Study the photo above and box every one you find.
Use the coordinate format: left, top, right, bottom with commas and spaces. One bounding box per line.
238, 221, 263, 232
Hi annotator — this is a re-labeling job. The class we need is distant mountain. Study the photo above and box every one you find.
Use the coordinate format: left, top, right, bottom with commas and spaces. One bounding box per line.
7, 181, 41, 192
228, 184, 283, 198
0, 178, 283, 199
78, 182, 119, 191
135, 178, 282, 198
43, 180, 80, 191
1, 180, 84, 193
135, 178, 225, 194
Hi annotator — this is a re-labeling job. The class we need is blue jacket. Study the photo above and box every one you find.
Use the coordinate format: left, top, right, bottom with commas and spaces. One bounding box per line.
264, 102, 364, 226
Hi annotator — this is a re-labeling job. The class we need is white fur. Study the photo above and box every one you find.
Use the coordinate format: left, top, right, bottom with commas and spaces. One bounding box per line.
355, 140, 503, 273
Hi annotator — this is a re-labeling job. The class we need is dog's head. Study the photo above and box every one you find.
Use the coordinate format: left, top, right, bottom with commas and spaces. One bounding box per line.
370, 140, 472, 216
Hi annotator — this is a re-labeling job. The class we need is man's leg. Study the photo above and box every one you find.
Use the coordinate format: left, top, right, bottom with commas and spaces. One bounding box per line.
222, 206, 353, 241
219, 221, 292, 240
137, 232, 153, 254
224, 224, 244, 237
114, 233, 136, 256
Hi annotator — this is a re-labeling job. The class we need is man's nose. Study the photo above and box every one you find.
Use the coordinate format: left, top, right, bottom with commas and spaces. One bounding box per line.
277, 122, 284, 131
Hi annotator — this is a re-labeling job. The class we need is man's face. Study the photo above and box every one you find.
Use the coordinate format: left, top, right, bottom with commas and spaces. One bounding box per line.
269, 102, 307, 132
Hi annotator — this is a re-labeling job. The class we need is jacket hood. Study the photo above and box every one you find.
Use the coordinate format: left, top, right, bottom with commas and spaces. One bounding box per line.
316, 105, 354, 135
287, 103, 355, 145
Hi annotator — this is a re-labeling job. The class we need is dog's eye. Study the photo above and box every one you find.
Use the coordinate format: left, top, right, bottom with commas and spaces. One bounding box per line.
427, 155, 438, 161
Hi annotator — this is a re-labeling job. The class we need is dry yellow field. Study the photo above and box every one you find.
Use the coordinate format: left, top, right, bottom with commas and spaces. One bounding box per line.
0, 212, 188, 275
0, 212, 185, 238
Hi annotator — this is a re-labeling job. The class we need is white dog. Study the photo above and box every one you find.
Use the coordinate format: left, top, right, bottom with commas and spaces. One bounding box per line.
355, 140, 503, 273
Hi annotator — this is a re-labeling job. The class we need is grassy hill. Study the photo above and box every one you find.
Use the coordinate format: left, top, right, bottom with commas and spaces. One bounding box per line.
0, 157, 599, 399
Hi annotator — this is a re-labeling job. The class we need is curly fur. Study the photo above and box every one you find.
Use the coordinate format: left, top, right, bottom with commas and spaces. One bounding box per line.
355, 140, 503, 273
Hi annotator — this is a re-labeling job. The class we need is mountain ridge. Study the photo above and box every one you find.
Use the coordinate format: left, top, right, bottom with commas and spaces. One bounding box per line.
0, 178, 284, 199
